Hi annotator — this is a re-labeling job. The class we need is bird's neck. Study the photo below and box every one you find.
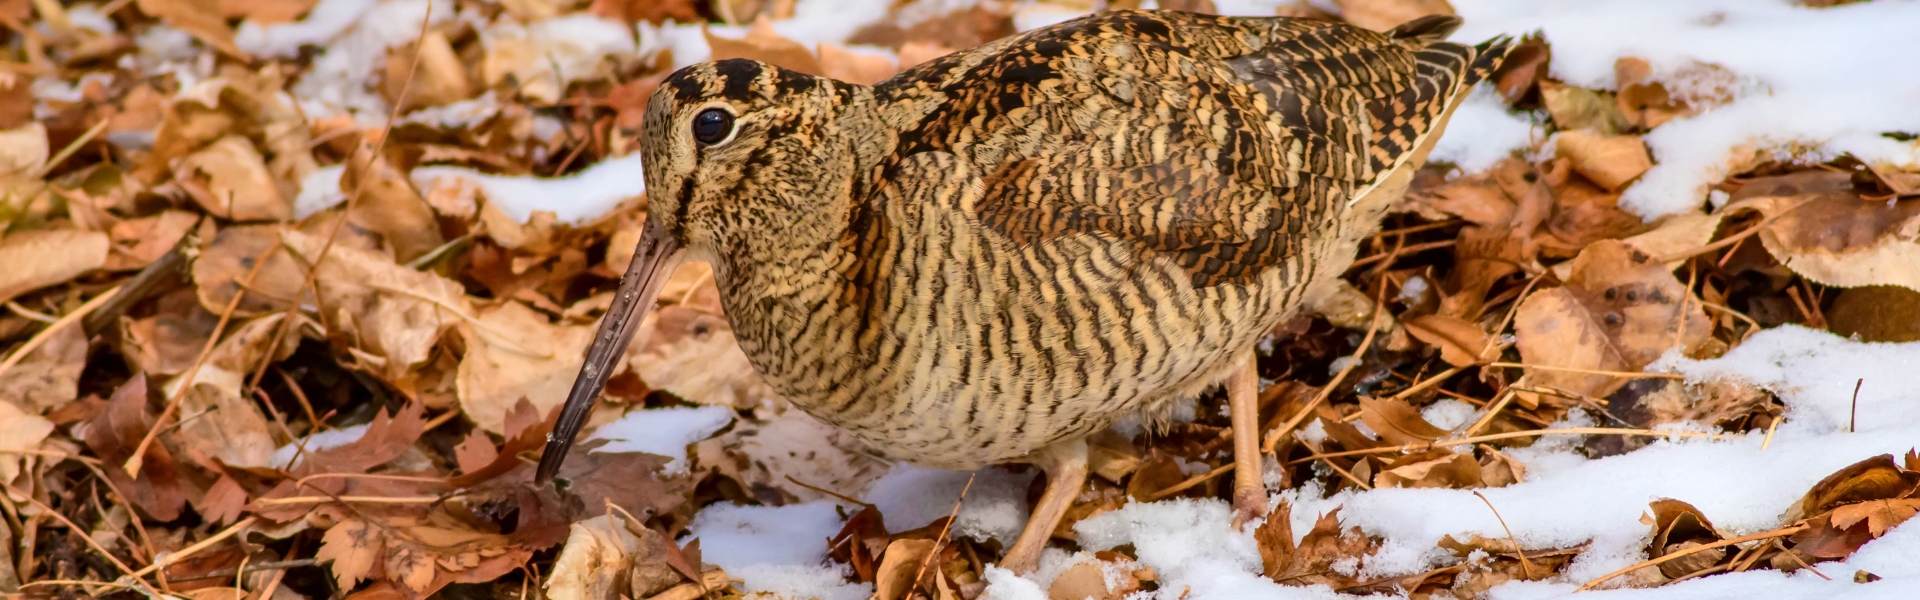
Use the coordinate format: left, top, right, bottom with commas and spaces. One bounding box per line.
705, 90, 898, 395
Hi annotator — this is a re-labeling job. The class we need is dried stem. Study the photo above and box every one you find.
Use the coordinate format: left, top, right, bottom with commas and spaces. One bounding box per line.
1575, 524, 1809, 591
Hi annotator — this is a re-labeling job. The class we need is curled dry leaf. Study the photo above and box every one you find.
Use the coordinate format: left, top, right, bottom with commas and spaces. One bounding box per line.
0, 401, 55, 486
819, 43, 898, 85
1783, 454, 1920, 524
1539, 81, 1631, 136
1646, 498, 1724, 579
0, 229, 108, 306
455, 301, 591, 434
547, 514, 681, 600
174, 136, 290, 221
164, 313, 299, 469
81, 375, 191, 520
0, 320, 86, 414
1403, 313, 1491, 366
282, 228, 468, 381
106, 209, 199, 270
1514, 240, 1711, 400
629, 305, 773, 409
1614, 57, 1688, 130
1358, 394, 1448, 445
1334, 0, 1455, 32
344, 139, 446, 263
706, 16, 823, 76
136, 0, 249, 59
874, 538, 937, 600
1258, 503, 1375, 588
1374, 449, 1482, 489
1556, 131, 1652, 192
1746, 191, 1920, 293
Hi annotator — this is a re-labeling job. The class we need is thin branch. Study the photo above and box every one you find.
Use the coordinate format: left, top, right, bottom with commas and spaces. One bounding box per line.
1575, 524, 1809, 591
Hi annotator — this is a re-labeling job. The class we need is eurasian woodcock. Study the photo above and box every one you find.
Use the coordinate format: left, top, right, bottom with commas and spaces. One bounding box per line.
536, 9, 1512, 572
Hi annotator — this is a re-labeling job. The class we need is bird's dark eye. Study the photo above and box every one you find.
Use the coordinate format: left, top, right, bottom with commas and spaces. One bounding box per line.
692, 109, 733, 145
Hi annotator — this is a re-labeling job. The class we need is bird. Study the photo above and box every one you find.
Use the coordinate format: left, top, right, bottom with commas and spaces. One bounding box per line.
535, 9, 1512, 573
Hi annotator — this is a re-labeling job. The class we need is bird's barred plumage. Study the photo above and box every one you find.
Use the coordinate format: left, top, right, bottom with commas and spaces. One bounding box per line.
543, 10, 1512, 478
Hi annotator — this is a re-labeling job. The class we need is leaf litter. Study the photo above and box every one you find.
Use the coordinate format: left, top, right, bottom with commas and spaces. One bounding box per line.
3, 0, 1920, 599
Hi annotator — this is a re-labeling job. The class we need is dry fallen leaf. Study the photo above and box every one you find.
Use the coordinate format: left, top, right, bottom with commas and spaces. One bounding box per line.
384, 31, 475, 110
818, 43, 898, 85
343, 138, 446, 263
547, 514, 679, 600
1744, 191, 1920, 293
455, 301, 592, 435
1646, 498, 1724, 578
0, 229, 108, 306
1358, 394, 1449, 444
82, 375, 192, 520
0, 400, 55, 486
1514, 240, 1711, 400
707, 15, 823, 75
136, 0, 250, 59
1335, 0, 1455, 32
1403, 313, 1491, 367
174, 136, 290, 221
0, 320, 86, 414
1539, 82, 1630, 136
1374, 449, 1482, 489
1556, 131, 1652, 192
282, 228, 469, 381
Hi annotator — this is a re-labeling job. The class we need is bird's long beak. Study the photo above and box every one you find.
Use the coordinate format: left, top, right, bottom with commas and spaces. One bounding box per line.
535, 219, 682, 483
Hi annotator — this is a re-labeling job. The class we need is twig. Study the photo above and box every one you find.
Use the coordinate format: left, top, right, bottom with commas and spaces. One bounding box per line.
1463, 388, 1516, 437
1575, 524, 1809, 591
1484, 362, 1683, 379
1760, 416, 1782, 451
911, 474, 975, 593
126, 516, 259, 580
0, 284, 119, 378
250, 495, 448, 507
1142, 463, 1234, 502
125, 244, 276, 476
1849, 378, 1862, 433
1471, 491, 1536, 579
1349, 239, 1457, 270
1289, 427, 1730, 464
1262, 286, 1389, 453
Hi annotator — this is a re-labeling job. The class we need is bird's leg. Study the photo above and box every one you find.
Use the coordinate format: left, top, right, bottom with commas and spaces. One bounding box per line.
1229, 349, 1269, 529
1000, 437, 1088, 574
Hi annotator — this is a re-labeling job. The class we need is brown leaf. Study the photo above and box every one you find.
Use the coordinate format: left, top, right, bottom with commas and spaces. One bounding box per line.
874, 538, 937, 600
1556, 131, 1652, 192
588, 0, 702, 24
0, 400, 54, 484
343, 139, 445, 263
1374, 449, 1482, 489
1790, 515, 1875, 559
282, 228, 468, 381
1255, 500, 1297, 578
216, 0, 314, 24
1542, 164, 1650, 252
1540, 82, 1630, 135
106, 210, 198, 270
1358, 395, 1449, 445
1264, 506, 1373, 587
456, 302, 592, 434
705, 16, 823, 76
0, 229, 108, 306
1785, 454, 1920, 523
82, 375, 189, 520
0, 319, 86, 414
628, 304, 773, 409
818, 43, 898, 85
1514, 240, 1711, 399
0, 73, 29, 129
1047, 560, 1128, 600
1830, 499, 1920, 537
1409, 177, 1515, 227
547, 514, 659, 600
1335, 0, 1455, 32
136, 0, 250, 59
195, 475, 249, 525
1646, 498, 1723, 577
1614, 57, 1687, 130
1744, 191, 1920, 293
1158, 0, 1218, 13
1479, 446, 1527, 487
1490, 36, 1550, 104
299, 402, 428, 475
1403, 314, 1491, 367
384, 31, 475, 110
174, 136, 290, 221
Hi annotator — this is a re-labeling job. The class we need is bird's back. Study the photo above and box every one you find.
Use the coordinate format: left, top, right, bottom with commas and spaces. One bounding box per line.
728, 10, 1511, 467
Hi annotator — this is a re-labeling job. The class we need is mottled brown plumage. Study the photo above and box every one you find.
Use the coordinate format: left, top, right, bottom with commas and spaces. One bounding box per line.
538, 9, 1510, 571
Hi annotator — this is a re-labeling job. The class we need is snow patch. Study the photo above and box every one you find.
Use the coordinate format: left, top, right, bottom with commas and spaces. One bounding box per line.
687, 502, 871, 600
865, 464, 1037, 544
408, 154, 646, 225
588, 405, 734, 473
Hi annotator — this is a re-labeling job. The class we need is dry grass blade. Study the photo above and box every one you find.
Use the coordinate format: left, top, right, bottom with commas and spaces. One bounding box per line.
7, 485, 162, 597
1290, 427, 1731, 463
1471, 491, 1536, 579
0, 284, 118, 377
1575, 524, 1809, 591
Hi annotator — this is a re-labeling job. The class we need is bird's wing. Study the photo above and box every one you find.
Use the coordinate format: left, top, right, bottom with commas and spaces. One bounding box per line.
875, 10, 1510, 287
